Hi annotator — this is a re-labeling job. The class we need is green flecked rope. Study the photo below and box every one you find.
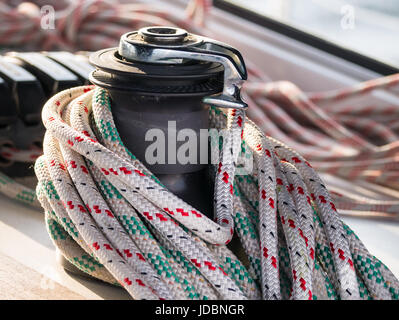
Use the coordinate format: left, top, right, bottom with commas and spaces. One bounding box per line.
34, 86, 399, 299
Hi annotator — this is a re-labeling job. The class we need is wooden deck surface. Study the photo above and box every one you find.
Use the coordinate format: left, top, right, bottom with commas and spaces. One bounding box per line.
0, 194, 130, 300
0, 252, 85, 300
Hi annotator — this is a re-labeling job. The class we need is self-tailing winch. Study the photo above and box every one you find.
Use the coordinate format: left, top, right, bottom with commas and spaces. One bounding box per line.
89, 26, 247, 216
34, 26, 399, 300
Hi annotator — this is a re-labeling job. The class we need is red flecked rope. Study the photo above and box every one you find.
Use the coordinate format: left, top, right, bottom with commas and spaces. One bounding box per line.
243, 75, 399, 218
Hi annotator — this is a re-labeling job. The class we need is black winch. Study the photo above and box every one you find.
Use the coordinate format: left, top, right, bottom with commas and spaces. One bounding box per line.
89, 26, 247, 217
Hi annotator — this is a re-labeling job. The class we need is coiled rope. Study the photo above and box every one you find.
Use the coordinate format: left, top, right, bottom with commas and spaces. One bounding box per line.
0, 144, 41, 207
0, 0, 398, 299
244, 74, 399, 218
34, 85, 399, 299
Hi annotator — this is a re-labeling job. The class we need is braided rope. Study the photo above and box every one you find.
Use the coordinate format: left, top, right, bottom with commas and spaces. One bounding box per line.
34, 85, 399, 299
244, 75, 399, 217
2, 1, 399, 219
0, 0, 397, 300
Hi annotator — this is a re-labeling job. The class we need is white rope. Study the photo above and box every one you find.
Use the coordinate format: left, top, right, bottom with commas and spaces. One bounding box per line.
35, 85, 399, 300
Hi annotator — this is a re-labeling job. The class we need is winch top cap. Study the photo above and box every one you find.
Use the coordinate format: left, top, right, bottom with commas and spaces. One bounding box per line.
118, 26, 246, 79
91, 26, 248, 109
118, 26, 204, 65
139, 26, 189, 44
120, 26, 200, 49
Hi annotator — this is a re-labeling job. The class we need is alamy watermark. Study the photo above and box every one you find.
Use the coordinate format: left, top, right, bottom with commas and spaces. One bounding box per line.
341, 4, 356, 30
144, 121, 253, 175
39, 265, 57, 290
40, 5, 55, 30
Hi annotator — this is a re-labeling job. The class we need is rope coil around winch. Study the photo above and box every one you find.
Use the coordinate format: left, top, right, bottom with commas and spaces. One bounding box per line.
34, 85, 399, 300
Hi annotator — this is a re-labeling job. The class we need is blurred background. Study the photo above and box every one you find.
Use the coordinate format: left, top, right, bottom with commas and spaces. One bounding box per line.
228, 0, 399, 68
